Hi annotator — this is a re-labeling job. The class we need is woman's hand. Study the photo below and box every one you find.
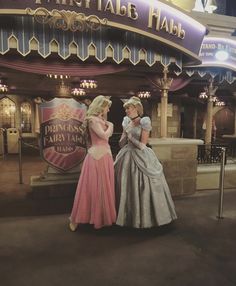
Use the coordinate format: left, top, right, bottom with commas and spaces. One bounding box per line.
124, 124, 132, 134
105, 121, 113, 128
127, 133, 132, 140
127, 133, 145, 150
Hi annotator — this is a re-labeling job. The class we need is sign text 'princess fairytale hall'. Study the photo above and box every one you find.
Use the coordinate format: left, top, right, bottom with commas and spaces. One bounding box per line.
39, 98, 87, 172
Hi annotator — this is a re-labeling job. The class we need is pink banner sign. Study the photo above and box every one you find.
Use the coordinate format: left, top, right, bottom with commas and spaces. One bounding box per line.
39, 98, 87, 172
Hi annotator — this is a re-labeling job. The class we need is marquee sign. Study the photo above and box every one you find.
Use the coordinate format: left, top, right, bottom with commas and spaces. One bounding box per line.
39, 98, 87, 172
199, 37, 236, 72
0, 0, 207, 62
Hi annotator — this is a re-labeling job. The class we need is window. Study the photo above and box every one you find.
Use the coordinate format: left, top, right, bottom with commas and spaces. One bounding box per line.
0, 97, 16, 128
20, 102, 32, 133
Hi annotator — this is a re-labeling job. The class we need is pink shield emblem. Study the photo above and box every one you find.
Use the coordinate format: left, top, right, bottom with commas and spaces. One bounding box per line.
39, 98, 87, 172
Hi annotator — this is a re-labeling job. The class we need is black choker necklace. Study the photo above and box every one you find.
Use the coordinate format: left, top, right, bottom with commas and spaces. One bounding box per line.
131, 115, 140, 121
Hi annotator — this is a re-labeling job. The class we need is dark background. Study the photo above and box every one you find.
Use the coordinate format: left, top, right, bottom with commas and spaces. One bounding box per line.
216, 0, 236, 16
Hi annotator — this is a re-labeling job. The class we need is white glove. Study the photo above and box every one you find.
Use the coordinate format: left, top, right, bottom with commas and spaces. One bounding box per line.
119, 133, 128, 148
128, 133, 145, 150
124, 124, 133, 134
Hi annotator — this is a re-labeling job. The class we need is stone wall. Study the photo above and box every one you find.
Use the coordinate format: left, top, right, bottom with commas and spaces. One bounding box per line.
151, 102, 181, 138
149, 138, 203, 196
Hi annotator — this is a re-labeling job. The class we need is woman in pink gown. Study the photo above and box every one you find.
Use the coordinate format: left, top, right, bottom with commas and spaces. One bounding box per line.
69, 95, 116, 230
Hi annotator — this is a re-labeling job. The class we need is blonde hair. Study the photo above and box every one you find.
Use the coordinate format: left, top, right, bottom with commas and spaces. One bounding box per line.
79, 95, 111, 147
123, 96, 143, 116
86, 95, 112, 118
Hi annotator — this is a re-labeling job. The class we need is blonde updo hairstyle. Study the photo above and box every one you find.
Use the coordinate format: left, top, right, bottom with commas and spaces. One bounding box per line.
86, 95, 112, 118
80, 95, 112, 147
123, 96, 143, 116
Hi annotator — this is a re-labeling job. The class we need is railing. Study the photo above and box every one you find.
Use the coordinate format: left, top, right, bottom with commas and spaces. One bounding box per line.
197, 144, 229, 164
0, 128, 6, 159
18, 135, 40, 184
197, 145, 229, 219
218, 147, 226, 219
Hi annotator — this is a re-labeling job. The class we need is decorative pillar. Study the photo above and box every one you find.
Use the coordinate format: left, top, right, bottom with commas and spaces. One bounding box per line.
205, 79, 218, 144
34, 97, 42, 134
157, 67, 173, 138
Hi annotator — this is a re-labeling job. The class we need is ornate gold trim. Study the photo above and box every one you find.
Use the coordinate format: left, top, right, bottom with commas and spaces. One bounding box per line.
0, 8, 202, 64
156, 67, 173, 93
26, 8, 108, 32
104, 21, 201, 64
193, 63, 236, 72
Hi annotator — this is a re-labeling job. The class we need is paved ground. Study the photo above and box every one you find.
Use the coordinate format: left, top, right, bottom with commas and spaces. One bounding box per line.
0, 154, 236, 286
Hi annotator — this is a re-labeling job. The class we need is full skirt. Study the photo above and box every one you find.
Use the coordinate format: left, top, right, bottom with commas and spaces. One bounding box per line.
70, 153, 116, 229
114, 145, 177, 228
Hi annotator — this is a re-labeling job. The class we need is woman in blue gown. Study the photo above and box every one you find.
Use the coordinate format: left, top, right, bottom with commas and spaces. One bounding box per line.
114, 97, 177, 228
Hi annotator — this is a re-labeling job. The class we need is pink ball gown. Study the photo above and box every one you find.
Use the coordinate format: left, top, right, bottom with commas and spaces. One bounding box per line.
70, 116, 116, 229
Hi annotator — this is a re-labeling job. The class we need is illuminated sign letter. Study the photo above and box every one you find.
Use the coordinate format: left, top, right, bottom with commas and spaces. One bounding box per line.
148, 6, 161, 30
160, 16, 169, 33
104, 0, 115, 14
97, 0, 102, 11
69, 0, 82, 7
128, 3, 138, 20
178, 23, 185, 39
116, 0, 126, 16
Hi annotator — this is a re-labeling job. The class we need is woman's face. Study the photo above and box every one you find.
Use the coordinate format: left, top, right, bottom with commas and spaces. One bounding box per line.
125, 105, 138, 118
102, 104, 110, 116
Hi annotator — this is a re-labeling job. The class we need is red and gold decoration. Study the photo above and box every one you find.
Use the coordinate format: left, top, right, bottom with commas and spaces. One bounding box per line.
39, 98, 87, 172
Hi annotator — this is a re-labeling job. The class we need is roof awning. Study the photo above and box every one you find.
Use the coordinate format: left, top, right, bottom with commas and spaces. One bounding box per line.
199, 37, 236, 72
0, 15, 183, 69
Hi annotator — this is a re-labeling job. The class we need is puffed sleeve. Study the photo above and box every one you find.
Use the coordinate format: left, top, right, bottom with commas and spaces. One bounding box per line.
140, 117, 152, 131
122, 116, 131, 130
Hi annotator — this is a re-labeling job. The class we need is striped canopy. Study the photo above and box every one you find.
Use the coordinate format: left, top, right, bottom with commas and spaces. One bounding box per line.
0, 15, 182, 69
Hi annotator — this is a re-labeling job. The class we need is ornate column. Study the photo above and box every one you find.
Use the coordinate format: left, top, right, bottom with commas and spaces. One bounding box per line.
156, 67, 173, 138
34, 97, 43, 134
205, 79, 218, 144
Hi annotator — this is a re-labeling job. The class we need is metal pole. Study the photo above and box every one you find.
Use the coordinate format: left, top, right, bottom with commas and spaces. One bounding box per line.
0, 128, 5, 160
18, 135, 23, 184
217, 147, 226, 219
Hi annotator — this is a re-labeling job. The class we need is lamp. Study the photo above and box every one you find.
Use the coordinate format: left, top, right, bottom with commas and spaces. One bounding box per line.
80, 79, 97, 89
215, 101, 225, 107
137, 90, 151, 99
71, 87, 86, 97
212, 96, 219, 103
0, 78, 8, 93
56, 80, 71, 97
199, 92, 219, 102
199, 91, 208, 99
215, 50, 229, 61
47, 74, 70, 79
